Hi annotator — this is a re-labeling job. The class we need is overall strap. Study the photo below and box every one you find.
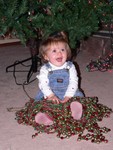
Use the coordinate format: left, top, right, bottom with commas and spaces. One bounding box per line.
45, 63, 53, 73
66, 61, 73, 70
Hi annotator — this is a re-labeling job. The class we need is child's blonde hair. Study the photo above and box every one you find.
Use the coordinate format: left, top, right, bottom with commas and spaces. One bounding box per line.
39, 31, 72, 63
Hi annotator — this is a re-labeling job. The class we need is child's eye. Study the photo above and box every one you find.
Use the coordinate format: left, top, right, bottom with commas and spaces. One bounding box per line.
52, 49, 56, 53
61, 49, 65, 51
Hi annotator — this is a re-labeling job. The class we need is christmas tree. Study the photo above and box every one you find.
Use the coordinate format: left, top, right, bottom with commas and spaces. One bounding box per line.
0, 0, 113, 48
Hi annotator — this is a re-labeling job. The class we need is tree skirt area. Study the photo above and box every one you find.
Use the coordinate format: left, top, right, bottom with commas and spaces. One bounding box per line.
15, 97, 112, 144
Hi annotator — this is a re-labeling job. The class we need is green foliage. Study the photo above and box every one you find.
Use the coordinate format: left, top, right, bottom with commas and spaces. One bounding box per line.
0, 0, 113, 48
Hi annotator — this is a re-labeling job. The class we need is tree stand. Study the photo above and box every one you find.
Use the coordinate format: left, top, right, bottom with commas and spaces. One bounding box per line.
6, 38, 42, 84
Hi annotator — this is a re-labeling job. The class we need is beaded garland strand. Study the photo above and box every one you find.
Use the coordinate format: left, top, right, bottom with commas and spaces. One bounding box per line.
15, 97, 112, 143
86, 53, 113, 72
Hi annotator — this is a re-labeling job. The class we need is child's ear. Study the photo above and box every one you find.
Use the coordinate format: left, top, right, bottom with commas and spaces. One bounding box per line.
44, 54, 49, 61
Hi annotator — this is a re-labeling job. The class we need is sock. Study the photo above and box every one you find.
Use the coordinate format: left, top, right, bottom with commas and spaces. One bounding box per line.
70, 101, 83, 120
35, 112, 53, 125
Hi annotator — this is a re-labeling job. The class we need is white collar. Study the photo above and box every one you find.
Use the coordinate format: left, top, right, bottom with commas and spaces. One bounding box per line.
49, 62, 67, 70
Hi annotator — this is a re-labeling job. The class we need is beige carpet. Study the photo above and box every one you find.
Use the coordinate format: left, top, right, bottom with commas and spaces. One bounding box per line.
0, 44, 113, 150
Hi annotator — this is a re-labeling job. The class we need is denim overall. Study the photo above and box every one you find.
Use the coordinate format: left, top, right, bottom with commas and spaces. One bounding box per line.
35, 61, 84, 101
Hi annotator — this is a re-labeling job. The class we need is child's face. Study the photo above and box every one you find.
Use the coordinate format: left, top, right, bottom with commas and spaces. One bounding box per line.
44, 42, 68, 67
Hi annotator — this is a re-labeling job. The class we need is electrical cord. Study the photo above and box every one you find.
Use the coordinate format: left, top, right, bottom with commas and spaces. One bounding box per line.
12, 60, 38, 99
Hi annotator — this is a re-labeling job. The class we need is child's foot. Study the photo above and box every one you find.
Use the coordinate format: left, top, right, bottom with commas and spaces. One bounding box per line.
70, 101, 83, 120
35, 112, 53, 125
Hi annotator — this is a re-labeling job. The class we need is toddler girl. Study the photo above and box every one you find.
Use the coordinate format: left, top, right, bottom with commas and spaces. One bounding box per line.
35, 32, 84, 125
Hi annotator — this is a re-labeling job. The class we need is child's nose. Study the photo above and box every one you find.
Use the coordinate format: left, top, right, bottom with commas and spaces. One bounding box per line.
57, 51, 62, 56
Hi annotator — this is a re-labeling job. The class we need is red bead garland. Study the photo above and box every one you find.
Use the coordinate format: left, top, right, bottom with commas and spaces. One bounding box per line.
15, 97, 112, 143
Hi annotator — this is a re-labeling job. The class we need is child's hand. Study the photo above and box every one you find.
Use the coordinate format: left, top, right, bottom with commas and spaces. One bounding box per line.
46, 94, 60, 104
61, 96, 71, 104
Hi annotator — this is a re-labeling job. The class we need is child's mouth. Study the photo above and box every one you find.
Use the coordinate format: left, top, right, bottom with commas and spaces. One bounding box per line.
56, 57, 63, 62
